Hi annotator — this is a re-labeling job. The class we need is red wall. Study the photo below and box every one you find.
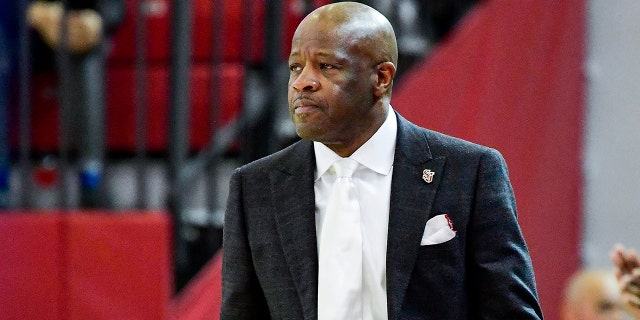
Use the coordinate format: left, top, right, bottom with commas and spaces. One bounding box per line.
392, 0, 585, 319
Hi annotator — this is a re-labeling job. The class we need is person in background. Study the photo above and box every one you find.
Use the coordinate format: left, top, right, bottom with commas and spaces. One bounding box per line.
611, 244, 640, 319
26, 0, 124, 207
560, 269, 626, 320
221, 2, 543, 319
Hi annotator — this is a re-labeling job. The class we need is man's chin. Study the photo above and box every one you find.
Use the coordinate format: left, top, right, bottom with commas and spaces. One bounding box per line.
294, 125, 324, 142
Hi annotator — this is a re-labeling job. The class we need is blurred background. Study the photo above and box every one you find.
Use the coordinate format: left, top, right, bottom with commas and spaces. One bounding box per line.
0, 0, 638, 319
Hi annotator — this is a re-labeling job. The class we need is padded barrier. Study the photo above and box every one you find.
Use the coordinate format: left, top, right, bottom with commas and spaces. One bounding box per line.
0, 211, 172, 320
172, 251, 223, 320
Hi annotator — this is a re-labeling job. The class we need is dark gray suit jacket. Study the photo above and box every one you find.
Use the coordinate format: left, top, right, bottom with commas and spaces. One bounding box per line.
221, 112, 543, 319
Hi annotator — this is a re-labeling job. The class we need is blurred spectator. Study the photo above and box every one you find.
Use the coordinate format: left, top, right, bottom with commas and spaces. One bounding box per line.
560, 269, 626, 320
611, 244, 640, 319
27, 0, 125, 71
26, 0, 124, 207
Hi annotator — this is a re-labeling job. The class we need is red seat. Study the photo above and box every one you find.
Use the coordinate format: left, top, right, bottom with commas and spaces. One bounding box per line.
108, 0, 266, 64
106, 62, 244, 152
27, 0, 333, 153
29, 74, 60, 153
26, 63, 243, 153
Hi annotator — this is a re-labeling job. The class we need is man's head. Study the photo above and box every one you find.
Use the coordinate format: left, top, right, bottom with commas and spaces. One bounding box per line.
287, 2, 398, 157
561, 270, 625, 320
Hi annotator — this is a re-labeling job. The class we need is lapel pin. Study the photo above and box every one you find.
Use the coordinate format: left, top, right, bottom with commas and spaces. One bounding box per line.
422, 169, 435, 183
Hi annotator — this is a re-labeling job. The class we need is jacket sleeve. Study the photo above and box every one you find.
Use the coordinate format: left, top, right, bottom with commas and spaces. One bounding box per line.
220, 169, 271, 319
467, 148, 544, 319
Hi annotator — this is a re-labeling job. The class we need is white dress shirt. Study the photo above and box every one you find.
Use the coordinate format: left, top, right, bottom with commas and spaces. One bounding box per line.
314, 108, 397, 320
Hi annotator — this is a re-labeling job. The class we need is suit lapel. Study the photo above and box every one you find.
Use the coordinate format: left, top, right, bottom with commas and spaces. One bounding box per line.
386, 113, 446, 320
271, 140, 319, 319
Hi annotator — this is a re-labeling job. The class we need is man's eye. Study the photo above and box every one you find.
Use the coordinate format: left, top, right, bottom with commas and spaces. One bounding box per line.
320, 63, 334, 70
289, 65, 302, 72
597, 300, 617, 312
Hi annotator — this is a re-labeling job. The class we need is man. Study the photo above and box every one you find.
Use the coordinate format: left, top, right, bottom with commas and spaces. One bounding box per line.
560, 269, 625, 320
611, 244, 640, 319
221, 2, 543, 319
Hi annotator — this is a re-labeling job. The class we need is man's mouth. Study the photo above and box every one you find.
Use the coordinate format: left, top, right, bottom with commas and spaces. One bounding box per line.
293, 97, 319, 114
294, 105, 317, 114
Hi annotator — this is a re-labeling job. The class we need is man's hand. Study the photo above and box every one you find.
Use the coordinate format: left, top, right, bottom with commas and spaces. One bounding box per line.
66, 9, 103, 53
28, 1, 63, 49
611, 244, 640, 319
27, 1, 103, 53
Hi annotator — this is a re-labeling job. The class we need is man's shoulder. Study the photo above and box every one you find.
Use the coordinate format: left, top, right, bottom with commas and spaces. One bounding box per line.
238, 139, 312, 174
428, 129, 497, 157
400, 116, 496, 158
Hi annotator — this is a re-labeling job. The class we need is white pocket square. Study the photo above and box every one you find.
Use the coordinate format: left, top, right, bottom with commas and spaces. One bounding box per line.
420, 214, 456, 245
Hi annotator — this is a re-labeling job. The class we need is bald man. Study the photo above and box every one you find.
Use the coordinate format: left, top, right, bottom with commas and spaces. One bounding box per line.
560, 270, 626, 320
221, 2, 543, 319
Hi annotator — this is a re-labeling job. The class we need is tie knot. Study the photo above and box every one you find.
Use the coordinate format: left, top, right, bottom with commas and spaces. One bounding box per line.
333, 158, 358, 178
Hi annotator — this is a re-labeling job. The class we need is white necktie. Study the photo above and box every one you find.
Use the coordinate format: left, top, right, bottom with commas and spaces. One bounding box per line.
318, 158, 362, 320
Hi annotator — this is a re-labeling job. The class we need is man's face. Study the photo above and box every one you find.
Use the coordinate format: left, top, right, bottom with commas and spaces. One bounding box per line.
287, 20, 376, 146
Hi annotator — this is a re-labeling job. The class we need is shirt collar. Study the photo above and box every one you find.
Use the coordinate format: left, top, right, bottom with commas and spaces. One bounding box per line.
314, 107, 397, 180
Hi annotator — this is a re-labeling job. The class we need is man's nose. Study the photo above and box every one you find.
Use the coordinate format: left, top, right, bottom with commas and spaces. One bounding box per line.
291, 68, 320, 92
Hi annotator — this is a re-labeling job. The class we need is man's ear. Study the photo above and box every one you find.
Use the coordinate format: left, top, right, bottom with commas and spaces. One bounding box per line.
372, 62, 396, 98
